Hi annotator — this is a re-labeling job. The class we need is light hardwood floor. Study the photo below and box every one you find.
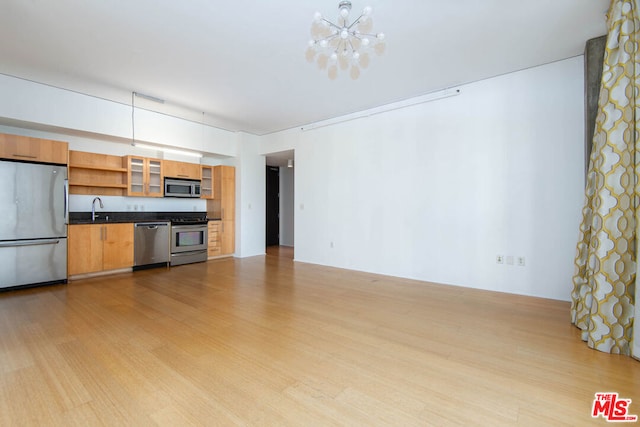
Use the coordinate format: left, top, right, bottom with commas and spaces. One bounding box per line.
1, 251, 638, 426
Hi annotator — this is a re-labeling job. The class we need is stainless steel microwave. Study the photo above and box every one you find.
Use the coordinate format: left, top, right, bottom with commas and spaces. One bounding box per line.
164, 178, 201, 198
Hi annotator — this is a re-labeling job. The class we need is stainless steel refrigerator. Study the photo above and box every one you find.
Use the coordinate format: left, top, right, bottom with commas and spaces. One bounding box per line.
0, 160, 68, 290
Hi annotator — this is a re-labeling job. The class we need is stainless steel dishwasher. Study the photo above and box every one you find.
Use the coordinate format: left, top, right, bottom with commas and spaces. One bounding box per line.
134, 222, 170, 269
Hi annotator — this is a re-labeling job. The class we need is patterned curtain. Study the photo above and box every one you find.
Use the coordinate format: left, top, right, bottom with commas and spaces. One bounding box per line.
571, 0, 638, 357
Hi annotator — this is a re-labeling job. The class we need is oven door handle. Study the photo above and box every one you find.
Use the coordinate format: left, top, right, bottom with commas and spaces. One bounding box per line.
171, 225, 207, 230
171, 250, 207, 258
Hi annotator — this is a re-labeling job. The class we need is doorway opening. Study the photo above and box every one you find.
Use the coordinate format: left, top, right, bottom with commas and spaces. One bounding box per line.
264, 150, 295, 258
266, 165, 280, 246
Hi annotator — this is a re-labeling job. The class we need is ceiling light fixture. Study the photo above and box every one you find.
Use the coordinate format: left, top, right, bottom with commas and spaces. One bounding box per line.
133, 92, 165, 104
306, 1, 386, 80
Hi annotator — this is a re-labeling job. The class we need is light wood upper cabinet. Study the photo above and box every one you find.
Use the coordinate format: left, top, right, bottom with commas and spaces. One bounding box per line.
221, 167, 235, 220
0, 133, 68, 165
163, 160, 201, 180
209, 165, 235, 220
68, 223, 133, 275
68, 151, 128, 196
126, 156, 163, 197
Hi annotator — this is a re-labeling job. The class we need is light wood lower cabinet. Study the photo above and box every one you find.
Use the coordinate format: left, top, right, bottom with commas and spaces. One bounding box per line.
220, 220, 235, 256
208, 221, 221, 257
208, 220, 234, 258
68, 223, 134, 276
68, 225, 103, 275
207, 166, 235, 257
102, 224, 134, 271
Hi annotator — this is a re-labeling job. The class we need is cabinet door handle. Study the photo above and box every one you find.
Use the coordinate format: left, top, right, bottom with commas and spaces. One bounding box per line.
13, 154, 37, 159
100, 226, 104, 241
221, 208, 224, 219
104, 226, 107, 241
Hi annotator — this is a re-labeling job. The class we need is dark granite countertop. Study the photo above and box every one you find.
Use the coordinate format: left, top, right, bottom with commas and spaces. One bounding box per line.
71, 218, 138, 225
69, 211, 209, 225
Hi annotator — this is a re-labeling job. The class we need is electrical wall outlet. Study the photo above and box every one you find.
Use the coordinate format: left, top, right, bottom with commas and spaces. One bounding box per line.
496, 255, 504, 264
517, 256, 526, 266
506, 256, 514, 265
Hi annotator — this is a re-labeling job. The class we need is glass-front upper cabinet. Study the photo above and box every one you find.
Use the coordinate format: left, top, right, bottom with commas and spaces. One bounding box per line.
126, 156, 164, 197
147, 159, 163, 197
201, 165, 213, 199
128, 157, 145, 195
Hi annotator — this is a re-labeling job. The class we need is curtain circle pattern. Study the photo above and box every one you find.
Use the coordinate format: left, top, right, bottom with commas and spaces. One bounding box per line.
571, 0, 638, 356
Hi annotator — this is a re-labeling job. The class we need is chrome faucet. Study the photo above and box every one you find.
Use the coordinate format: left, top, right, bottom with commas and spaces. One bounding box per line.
91, 197, 103, 222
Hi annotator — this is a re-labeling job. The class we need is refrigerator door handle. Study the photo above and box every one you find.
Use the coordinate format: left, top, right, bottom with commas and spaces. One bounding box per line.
64, 179, 69, 225
0, 239, 61, 248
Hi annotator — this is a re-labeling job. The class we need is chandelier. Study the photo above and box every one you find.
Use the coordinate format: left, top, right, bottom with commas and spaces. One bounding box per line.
306, 1, 386, 80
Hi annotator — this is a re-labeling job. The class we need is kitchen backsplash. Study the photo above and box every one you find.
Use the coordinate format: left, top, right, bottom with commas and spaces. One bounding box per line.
69, 194, 206, 212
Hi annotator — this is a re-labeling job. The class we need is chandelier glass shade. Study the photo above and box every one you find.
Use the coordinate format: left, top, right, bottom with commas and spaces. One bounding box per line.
306, 1, 386, 80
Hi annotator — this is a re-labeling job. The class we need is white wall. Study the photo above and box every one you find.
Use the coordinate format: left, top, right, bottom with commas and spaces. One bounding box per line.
0, 74, 237, 216
279, 166, 295, 247
260, 57, 586, 301
69, 195, 205, 213
235, 132, 266, 258
0, 73, 238, 157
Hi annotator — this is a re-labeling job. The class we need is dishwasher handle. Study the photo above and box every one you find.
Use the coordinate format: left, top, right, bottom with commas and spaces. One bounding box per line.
135, 222, 169, 229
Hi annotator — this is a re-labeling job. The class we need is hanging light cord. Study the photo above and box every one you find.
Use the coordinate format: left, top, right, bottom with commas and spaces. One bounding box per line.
131, 92, 135, 145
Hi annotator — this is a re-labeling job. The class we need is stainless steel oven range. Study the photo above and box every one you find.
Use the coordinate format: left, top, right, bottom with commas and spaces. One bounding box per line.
170, 218, 208, 266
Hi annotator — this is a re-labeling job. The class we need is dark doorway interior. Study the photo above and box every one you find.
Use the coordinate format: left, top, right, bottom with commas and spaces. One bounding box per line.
266, 166, 280, 246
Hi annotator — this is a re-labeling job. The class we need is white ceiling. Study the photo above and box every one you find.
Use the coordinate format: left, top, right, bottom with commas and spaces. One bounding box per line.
0, 0, 608, 136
